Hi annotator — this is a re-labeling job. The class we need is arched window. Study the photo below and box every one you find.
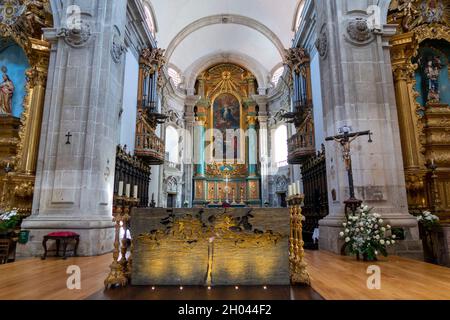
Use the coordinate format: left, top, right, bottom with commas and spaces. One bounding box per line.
165, 126, 179, 163
271, 66, 284, 86
168, 67, 182, 87
274, 125, 288, 167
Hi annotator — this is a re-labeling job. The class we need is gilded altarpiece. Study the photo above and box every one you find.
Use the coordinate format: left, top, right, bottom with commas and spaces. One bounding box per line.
193, 64, 262, 207
0, 0, 52, 215
388, 0, 450, 220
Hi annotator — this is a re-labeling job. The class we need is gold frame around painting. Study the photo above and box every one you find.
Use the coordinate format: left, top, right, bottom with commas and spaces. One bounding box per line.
207, 90, 247, 167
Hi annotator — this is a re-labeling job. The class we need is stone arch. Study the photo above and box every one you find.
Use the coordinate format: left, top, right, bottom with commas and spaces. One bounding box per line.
165, 14, 285, 62
184, 51, 270, 94
141, 0, 159, 34
49, 0, 62, 28
379, 0, 393, 25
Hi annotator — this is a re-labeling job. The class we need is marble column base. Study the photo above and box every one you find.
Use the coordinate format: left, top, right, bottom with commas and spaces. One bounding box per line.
319, 214, 423, 261
17, 216, 114, 257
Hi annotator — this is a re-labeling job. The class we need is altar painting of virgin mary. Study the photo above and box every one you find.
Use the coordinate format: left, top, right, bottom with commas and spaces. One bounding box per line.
213, 93, 240, 135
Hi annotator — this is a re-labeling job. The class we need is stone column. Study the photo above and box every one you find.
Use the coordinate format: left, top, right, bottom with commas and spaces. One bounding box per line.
183, 95, 200, 207
314, 0, 422, 259
192, 99, 208, 206
20, 0, 128, 257
254, 95, 269, 205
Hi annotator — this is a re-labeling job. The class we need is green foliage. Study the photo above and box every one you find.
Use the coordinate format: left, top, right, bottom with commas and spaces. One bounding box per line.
0, 210, 20, 231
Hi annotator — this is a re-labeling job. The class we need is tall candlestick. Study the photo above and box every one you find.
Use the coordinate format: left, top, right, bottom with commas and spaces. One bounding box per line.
292, 183, 298, 196
288, 184, 293, 197
125, 184, 131, 198
118, 181, 124, 197
133, 185, 138, 199
296, 181, 301, 195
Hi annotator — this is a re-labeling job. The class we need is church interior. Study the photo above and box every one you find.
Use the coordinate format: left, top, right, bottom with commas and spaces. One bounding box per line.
1, 0, 450, 301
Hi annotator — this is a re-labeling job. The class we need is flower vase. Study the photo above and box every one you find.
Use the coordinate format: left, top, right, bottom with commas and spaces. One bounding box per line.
356, 252, 377, 262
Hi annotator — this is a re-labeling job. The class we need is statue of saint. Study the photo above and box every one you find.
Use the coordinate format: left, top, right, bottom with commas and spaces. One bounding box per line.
0, 67, 14, 115
423, 56, 442, 103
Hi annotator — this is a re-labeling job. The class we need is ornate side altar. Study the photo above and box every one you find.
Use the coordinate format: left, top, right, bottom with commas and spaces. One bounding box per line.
0, 0, 52, 215
388, 0, 450, 220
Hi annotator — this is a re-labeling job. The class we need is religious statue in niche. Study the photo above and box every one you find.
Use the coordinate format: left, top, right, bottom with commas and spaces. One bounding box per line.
422, 55, 442, 103
0, 66, 14, 115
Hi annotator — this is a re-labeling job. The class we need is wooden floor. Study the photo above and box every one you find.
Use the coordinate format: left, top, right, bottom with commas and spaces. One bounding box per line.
305, 250, 450, 300
1, 251, 450, 300
0, 254, 111, 300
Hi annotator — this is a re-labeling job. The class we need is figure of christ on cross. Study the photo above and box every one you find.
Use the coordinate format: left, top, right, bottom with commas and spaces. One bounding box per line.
325, 129, 373, 216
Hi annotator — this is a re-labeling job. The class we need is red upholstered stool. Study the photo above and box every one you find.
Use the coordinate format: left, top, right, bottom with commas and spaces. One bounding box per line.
41, 232, 80, 260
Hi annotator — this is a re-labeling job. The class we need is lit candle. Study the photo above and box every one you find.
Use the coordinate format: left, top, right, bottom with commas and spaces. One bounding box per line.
431, 159, 435, 166
133, 185, 138, 199
125, 184, 131, 198
118, 181, 124, 197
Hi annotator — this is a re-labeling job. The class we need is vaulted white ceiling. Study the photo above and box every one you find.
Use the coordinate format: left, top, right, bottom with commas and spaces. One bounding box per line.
149, 0, 299, 89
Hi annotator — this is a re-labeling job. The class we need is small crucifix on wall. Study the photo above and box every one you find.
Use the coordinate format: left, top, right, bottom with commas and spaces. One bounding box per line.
65, 131, 72, 145
325, 126, 373, 216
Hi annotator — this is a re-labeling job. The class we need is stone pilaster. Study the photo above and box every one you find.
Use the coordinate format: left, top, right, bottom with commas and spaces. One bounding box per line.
314, 0, 422, 259
183, 95, 200, 207
19, 0, 128, 257
254, 95, 270, 205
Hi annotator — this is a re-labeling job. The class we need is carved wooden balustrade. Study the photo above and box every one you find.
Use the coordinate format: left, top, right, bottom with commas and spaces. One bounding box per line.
134, 115, 165, 165
287, 129, 316, 165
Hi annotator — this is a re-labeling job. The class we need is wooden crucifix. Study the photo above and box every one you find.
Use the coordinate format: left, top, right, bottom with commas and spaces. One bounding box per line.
325, 128, 373, 216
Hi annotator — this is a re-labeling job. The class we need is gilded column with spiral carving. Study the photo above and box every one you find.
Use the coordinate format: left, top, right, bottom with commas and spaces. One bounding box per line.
287, 194, 310, 286
105, 199, 128, 288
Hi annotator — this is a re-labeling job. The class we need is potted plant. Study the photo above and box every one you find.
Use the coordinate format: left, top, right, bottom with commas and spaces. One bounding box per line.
416, 210, 440, 263
339, 205, 396, 261
0, 209, 20, 236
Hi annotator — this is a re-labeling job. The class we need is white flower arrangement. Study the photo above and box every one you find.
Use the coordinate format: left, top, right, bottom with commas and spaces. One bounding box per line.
416, 210, 439, 230
0, 209, 18, 221
0, 209, 20, 231
340, 205, 396, 261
